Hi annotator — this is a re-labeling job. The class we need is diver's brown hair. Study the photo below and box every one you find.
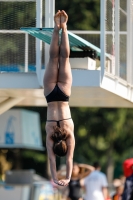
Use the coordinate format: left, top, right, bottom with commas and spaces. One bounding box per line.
51, 126, 68, 157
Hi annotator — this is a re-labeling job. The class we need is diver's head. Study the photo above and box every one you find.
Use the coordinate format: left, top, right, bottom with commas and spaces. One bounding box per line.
51, 126, 68, 157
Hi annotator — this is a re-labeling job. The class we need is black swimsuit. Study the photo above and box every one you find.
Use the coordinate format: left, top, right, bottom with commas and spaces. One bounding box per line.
68, 179, 82, 200
47, 118, 71, 127
45, 84, 69, 103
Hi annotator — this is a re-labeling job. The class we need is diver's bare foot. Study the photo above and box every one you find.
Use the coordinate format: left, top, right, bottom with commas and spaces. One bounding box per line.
60, 10, 68, 30
54, 10, 61, 30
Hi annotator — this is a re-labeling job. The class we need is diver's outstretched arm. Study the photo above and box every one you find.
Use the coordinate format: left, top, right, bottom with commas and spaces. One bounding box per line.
66, 138, 75, 179
57, 134, 75, 186
46, 136, 58, 182
46, 135, 70, 186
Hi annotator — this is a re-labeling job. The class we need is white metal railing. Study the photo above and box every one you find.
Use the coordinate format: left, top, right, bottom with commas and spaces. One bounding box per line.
0, 0, 132, 85
0, 29, 128, 73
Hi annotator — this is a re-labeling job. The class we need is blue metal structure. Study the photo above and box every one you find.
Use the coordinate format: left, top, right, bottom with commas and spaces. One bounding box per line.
20, 27, 106, 58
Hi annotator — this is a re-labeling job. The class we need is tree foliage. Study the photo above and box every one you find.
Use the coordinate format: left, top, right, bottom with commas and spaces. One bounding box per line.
0, 2, 36, 29
15, 107, 133, 180
55, 0, 100, 30
71, 107, 133, 179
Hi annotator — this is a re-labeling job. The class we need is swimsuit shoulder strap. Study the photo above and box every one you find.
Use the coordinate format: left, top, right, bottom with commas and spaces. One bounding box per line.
47, 120, 57, 122
46, 120, 60, 127
57, 121, 60, 127
57, 118, 72, 128
58, 118, 72, 122
47, 118, 72, 127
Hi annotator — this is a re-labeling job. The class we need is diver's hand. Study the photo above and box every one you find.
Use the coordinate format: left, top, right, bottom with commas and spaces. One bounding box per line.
53, 179, 59, 185
58, 179, 70, 186
54, 179, 70, 186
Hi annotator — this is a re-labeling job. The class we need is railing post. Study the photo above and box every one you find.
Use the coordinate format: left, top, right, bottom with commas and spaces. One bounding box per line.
127, 0, 133, 84
126, 0, 133, 83
132, 0, 133, 85
36, 0, 42, 85
100, 0, 106, 82
115, 0, 120, 77
25, 33, 28, 72
45, 0, 55, 67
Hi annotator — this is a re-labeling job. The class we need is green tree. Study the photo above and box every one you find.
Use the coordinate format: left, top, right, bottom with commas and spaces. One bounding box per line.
55, 0, 100, 30
0, 2, 37, 66
71, 107, 133, 183
14, 107, 133, 183
0, 2, 36, 29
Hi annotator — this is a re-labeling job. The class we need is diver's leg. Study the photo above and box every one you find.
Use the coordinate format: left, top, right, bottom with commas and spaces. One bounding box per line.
58, 10, 72, 96
43, 10, 61, 96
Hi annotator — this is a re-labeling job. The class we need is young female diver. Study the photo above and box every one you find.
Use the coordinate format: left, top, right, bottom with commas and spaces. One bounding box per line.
43, 10, 75, 187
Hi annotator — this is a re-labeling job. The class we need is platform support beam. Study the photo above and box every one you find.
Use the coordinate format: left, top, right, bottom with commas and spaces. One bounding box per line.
0, 97, 25, 115
36, 0, 42, 86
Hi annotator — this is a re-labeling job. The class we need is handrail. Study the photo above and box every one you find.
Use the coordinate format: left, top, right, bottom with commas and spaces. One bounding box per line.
0, 30, 127, 34
0, 29, 129, 83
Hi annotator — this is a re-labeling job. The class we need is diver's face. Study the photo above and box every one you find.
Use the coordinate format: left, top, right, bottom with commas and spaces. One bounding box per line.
72, 165, 80, 176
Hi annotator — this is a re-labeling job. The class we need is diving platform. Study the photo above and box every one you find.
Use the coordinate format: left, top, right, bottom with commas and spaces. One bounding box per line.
0, 69, 133, 113
0, 0, 133, 115
20, 27, 111, 70
20, 27, 101, 59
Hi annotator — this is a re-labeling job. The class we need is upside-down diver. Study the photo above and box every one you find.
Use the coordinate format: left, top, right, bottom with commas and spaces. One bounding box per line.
43, 10, 75, 186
